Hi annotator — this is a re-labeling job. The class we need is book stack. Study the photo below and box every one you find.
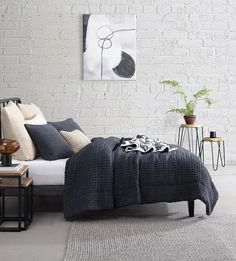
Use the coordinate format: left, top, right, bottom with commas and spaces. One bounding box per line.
0, 164, 23, 173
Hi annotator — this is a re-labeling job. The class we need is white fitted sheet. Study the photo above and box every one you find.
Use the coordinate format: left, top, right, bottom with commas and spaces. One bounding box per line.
13, 158, 67, 185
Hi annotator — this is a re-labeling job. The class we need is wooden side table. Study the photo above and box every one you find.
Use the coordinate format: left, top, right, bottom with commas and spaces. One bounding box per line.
178, 124, 203, 156
200, 137, 226, 171
0, 165, 33, 232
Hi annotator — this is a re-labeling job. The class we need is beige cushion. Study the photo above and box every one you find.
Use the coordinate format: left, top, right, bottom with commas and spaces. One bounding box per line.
1, 101, 36, 160
60, 129, 91, 153
25, 114, 47, 125
18, 103, 45, 120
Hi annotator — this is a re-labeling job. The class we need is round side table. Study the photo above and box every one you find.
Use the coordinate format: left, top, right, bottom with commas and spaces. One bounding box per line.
177, 124, 203, 156
200, 137, 226, 171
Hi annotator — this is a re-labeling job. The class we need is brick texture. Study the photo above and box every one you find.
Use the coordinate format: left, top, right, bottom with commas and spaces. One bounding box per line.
0, 0, 235, 164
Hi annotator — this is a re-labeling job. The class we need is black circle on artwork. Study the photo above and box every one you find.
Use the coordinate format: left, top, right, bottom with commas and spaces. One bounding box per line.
113, 51, 135, 78
98, 38, 112, 49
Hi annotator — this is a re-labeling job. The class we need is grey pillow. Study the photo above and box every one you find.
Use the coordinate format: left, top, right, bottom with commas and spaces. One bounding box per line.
49, 118, 83, 132
25, 124, 73, 160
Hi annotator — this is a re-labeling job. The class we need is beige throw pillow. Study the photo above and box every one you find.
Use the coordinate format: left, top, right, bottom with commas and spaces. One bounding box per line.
1, 101, 36, 160
25, 114, 47, 125
60, 129, 91, 153
18, 103, 45, 120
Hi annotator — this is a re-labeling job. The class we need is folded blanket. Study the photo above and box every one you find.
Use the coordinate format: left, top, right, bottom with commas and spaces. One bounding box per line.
120, 135, 177, 153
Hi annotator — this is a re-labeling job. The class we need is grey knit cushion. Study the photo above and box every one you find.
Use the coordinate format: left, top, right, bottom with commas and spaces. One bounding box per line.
49, 118, 83, 132
25, 124, 73, 160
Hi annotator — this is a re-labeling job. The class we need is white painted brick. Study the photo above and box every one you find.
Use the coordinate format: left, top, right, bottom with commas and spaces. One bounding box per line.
163, 30, 187, 39
214, 32, 228, 40
101, 5, 115, 13
3, 46, 32, 55
189, 32, 214, 40
200, 22, 228, 31
114, 5, 128, 14
204, 40, 228, 47
190, 48, 214, 57
188, 64, 215, 74
176, 23, 186, 31
156, 56, 178, 64
4, 64, 31, 81
143, 5, 157, 14
171, 3, 185, 14
0, 21, 17, 30
94, 99, 119, 109
0, 65, 3, 81
0, 0, 235, 164
189, 14, 214, 22
0, 55, 17, 64
105, 126, 128, 135
3, 29, 31, 38
229, 41, 236, 56
186, 3, 213, 14
156, 1, 170, 15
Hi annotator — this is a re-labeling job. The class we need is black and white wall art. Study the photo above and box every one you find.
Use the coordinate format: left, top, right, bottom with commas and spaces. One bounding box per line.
83, 14, 136, 80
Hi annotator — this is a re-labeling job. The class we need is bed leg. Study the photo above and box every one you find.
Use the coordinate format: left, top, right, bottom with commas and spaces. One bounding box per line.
188, 200, 194, 217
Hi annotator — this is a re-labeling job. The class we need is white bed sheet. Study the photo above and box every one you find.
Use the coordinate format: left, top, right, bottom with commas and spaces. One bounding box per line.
13, 158, 67, 185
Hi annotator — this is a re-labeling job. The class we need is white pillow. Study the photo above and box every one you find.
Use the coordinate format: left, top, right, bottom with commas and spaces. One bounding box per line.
60, 129, 91, 153
1, 101, 36, 160
18, 103, 45, 120
25, 114, 47, 125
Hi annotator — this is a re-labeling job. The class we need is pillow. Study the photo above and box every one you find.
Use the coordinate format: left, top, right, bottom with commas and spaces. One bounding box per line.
60, 129, 91, 153
49, 118, 83, 132
25, 124, 73, 160
1, 101, 36, 160
18, 103, 45, 120
25, 114, 47, 125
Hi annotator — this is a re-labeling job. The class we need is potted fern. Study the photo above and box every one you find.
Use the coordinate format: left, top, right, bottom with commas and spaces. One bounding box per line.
160, 80, 213, 125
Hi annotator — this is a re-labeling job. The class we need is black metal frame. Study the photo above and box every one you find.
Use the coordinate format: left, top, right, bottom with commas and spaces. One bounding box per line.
200, 140, 226, 171
188, 200, 194, 217
0, 170, 33, 232
177, 125, 203, 156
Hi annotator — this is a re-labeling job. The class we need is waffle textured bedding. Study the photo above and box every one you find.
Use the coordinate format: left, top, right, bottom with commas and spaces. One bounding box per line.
64, 137, 218, 220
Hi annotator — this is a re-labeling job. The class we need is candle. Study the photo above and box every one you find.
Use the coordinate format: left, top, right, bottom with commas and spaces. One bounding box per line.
210, 131, 216, 138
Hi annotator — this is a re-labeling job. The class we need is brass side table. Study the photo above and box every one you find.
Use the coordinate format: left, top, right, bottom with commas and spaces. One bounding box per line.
200, 137, 226, 171
178, 124, 203, 156
0, 165, 33, 232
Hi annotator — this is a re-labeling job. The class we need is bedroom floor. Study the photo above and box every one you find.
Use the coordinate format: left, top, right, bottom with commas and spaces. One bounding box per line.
0, 166, 235, 261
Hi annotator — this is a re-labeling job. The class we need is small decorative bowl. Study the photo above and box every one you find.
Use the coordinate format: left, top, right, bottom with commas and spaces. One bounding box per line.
0, 139, 20, 166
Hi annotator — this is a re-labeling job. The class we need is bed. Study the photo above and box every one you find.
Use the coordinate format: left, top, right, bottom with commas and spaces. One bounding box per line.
0, 97, 219, 219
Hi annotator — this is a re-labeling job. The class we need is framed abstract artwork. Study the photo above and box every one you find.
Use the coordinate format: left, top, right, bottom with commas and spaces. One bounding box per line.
83, 14, 136, 80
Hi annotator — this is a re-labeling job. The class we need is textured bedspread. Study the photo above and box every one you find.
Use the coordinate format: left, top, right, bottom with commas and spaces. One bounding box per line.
64, 137, 218, 220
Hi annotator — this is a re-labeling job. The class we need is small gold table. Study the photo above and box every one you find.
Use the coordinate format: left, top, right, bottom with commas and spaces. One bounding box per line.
177, 124, 203, 156
200, 137, 226, 171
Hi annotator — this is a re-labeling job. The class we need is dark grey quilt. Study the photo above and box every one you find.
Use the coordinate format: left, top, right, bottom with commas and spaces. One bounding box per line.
64, 137, 218, 220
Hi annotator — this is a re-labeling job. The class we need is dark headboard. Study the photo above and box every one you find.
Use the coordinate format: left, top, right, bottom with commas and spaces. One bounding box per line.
0, 97, 21, 139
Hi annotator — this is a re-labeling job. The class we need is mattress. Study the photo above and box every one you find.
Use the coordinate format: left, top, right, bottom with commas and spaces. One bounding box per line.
13, 158, 67, 185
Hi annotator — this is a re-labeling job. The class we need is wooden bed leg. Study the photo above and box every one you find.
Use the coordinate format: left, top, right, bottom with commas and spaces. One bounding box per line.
188, 200, 194, 217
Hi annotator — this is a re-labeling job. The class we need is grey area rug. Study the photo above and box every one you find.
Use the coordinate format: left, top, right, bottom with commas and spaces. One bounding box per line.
64, 208, 236, 261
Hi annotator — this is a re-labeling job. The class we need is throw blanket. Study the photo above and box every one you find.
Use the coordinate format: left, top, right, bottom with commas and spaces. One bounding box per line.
64, 137, 218, 220
120, 135, 177, 153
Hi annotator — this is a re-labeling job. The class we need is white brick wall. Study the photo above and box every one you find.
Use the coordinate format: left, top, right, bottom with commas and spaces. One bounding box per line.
0, 0, 235, 164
